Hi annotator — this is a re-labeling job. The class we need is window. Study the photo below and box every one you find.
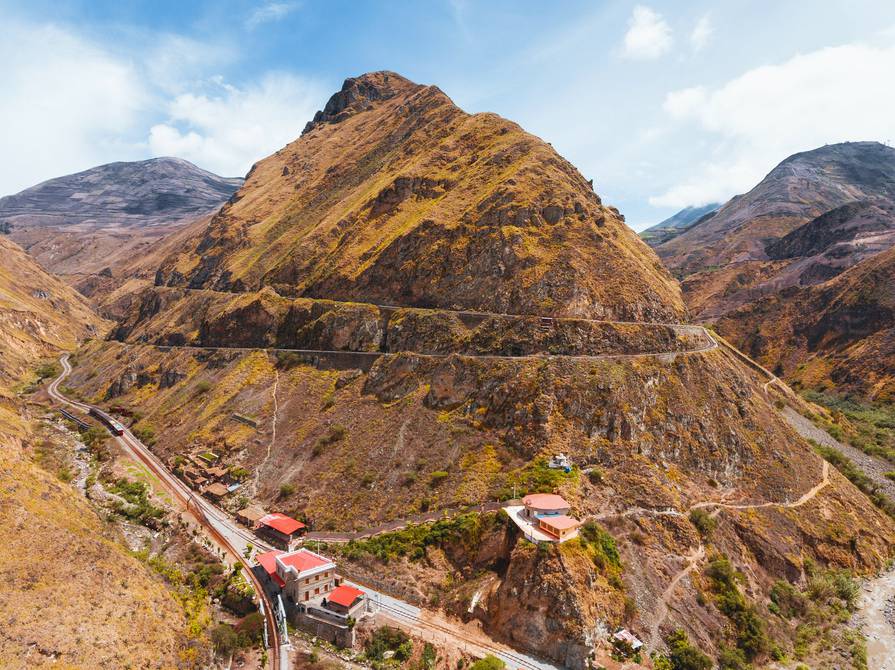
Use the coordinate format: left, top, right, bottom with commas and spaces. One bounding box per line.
304, 592, 309, 601
305, 578, 310, 584
315, 587, 319, 595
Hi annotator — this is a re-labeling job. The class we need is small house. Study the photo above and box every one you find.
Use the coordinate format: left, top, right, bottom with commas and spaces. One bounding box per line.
547, 452, 572, 472
323, 584, 365, 617
275, 548, 336, 604
257, 512, 307, 550
237, 505, 266, 527
522, 493, 581, 542
202, 482, 230, 501
613, 628, 643, 653
204, 466, 230, 482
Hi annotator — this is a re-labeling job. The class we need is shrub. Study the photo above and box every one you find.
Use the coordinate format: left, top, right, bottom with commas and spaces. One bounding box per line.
35, 361, 60, 380
717, 646, 749, 670
279, 483, 296, 498
195, 381, 212, 394
705, 556, 769, 660
578, 520, 621, 571
132, 424, 157, 447
429, 471, 449, 487
769, 579, 807, 618
469, 656, 505, 670
665, 630, 711, 670
365, 626, 412, 661
588, 468, 604, 485
688, 508, 717, 537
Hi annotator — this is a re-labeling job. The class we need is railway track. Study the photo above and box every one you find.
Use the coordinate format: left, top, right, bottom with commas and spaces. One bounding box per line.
48, 355, 286, 670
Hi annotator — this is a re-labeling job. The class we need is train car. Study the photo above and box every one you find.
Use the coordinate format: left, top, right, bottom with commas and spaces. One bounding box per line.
88, 407, 126, 436
59, 408, 90, 431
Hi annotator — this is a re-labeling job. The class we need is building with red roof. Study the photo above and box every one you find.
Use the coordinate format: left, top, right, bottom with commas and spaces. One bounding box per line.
274, 548, 337, 604
256, 512, 307, 550
518, 492, 581, 542
255, 549, 286, 588
324, 584, 365, 616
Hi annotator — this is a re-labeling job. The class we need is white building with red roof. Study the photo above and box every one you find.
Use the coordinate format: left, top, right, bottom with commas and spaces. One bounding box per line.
275, 548, 336, 604
504, 492, 582, 543
256, 512, 307, 550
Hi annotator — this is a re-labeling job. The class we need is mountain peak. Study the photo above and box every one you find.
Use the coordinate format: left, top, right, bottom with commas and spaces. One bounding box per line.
302, 71, 426, 134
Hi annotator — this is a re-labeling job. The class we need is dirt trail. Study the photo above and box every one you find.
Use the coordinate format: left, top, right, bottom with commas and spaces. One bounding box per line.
646, 545, 706, 653
251, 367, 279, 497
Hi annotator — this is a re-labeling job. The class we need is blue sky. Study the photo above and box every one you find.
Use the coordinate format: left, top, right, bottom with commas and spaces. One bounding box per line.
3, 0, 895, 230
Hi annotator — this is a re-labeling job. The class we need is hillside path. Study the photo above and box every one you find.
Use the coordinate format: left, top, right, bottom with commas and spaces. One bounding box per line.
781, 406, 895, 500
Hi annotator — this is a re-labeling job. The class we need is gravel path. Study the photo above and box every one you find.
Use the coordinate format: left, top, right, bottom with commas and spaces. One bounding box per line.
781, 407, 895, 500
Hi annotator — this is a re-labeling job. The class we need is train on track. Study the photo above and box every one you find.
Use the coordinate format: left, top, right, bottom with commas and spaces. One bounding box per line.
88, 407, 126, 436
59, 408, 90, 430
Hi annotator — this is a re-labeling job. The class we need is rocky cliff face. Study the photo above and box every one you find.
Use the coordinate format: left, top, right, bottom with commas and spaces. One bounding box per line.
155, 71, 684, 322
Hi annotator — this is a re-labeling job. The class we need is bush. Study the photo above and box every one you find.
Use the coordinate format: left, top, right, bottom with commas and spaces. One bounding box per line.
429, 471, 449, 487
705, 556, 769, 660
132, 424, 157, 447
769, 579, 807, 618
313, 424, 347, 456
279, 483, 296, 498
578, 521, 621, 573
469, 656, 505, 670
665, 630, 711, 670
365, 626, 412, 661
688, 508, 717, 537
588, 468, 604, 485
35, 361, 61, 380
195, 381, 212, 394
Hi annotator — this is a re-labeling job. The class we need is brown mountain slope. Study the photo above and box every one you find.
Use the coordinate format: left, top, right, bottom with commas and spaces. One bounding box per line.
156, 72, 684, 322
0, 243, 199, 668
717, 244, 895, 401
0, 236, 106, 384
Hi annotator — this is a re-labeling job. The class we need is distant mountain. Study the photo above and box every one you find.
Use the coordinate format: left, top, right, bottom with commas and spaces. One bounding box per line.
654, 141, 895, 397
0, 157, 242, 229
0, 158, 242, 308
639, 202, 719, 245
655, 142, 895, 279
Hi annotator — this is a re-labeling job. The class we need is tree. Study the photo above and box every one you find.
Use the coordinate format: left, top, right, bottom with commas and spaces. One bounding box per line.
666, 630, 712, 670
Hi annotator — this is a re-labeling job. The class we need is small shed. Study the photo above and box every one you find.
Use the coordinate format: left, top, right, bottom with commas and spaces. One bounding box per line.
237, 505, 266, 527
613, 628, 643, 652
202, 482, 230, 501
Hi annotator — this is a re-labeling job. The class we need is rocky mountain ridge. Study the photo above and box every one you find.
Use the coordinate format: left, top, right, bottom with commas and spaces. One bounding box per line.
154, 71, 685, 322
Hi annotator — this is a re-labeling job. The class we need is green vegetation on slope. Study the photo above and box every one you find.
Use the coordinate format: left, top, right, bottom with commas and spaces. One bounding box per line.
804, 390, 895, 462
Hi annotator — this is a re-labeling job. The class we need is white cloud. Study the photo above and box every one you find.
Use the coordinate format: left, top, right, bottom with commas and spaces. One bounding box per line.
651, 42, 895, 208
621, 5, 673, 60
690, 15, 713, 53
148, 73, 327, 177
0, 21, 150, 195
247, 2, 300, 29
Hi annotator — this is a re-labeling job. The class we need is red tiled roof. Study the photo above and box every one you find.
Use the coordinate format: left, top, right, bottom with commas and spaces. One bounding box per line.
277, 549, 333, 575
539, 514, 581, 531
328, 585, 364, 608
522, 493, 569, 510
259, 512, 306, 535
256, 549, 284, 575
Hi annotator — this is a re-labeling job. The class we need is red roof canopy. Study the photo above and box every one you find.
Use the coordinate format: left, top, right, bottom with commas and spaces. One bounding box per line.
522, 493, 569, 510
256, 549, 284, 575
328, 584, 365, 608
259, 512, 306, 535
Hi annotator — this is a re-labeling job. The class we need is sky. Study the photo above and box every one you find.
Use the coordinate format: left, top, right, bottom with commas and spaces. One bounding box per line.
3, 1, 895, 231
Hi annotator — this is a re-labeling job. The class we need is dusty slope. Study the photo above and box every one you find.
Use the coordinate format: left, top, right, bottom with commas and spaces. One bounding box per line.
155, 71, 684, 322
0, 246, 199, 668
717, 245, 895, 401
0, 413, 197, 669
0, 235, 106, 383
